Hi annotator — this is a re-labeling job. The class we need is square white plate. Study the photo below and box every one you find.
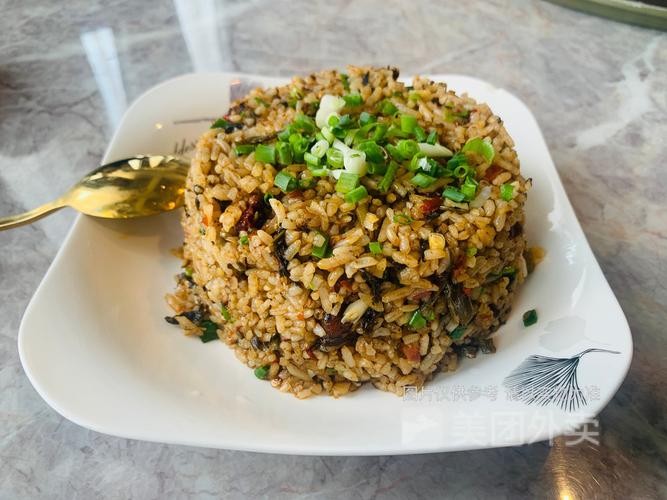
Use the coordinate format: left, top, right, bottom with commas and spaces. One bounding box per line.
18, 73, 632, 455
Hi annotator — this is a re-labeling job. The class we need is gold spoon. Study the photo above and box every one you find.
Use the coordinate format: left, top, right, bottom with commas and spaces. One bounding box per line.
0, 155, 189, 230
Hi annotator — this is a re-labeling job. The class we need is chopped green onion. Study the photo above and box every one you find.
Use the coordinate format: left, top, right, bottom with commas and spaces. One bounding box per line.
357, 141, 385, 164
335, 172, 360, 194
408, 90, 421, 102
454, 164, 471, 178
327, 114, 340, 127
460, 176, 478, 200
467, 246, 478, 256
418, 142, 453, 157
385, 124, 410, 140
337, 114, 353, 128
293, 113, 317, 133
199, 320, 219, 343
442, 186, 466, 202
340, 73, 350, 91
254, 365, 270, 379
304, 152, 320, 166
343, 93, 363, 106
311, 139, 329, 158
408, 310, 427, 329
500, 183, 514, 201
239, 235, 249, 245
410, 172, 437, 188
358, 112, 376, 127
379, 161, 399, 193
321, 126, 334, 143
311, 231, 330, 259
183, 266, 193, 278
326, 147, 344, 169
288, 134, 310, 162
426, 130, 438, 145
234, 144, 255, 156
501, 266, 517, 277
255, 144, 276, 164
400, 114, 418, 134
522, 309, 538, 327
371, 123, 388, 142
393, 213, 413, 225
378, 99, 398, 116
366, 162, 388, 175
277, 127, 292, 141
396, 139, 420, 159
369, 241, 382, 255
413, 126, 427, 142
450, 325, 466, 339
344, 185, 368, 204
274, 170, 298, 192
344, 128, 358, 146
308, 166, 330, 177
276, 142, 292, 165
210, 118, 232, 130
220, 305, 232, 321
447, 152, 468, 169
462, 137, 495, 163
263, 193, 274, 203
444, 108, 470, 123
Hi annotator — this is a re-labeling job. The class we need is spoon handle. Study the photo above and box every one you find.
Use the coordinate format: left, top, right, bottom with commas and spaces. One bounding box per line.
0, 199, 67, 231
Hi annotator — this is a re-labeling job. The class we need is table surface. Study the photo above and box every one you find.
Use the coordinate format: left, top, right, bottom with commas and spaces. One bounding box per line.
1, 0, 665, 498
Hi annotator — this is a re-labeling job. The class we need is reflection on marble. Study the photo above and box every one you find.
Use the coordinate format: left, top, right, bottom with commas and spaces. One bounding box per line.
0, 0, 665, 498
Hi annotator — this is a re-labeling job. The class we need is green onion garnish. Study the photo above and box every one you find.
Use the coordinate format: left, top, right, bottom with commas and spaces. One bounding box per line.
450, 325, 466, 339
371, 123, 388, 142
310, 139, 329, 158
183, 267, 193, 278
393, 213, 413, 225
369, 241, 382, 255
442, 186, 466, 202
522, 309, 538, 327
396, 139, 420, 159
410, 172, 437, 188
274, 170, 298, 192
400, 114, 418, 134
199, 320, 219, 343
453, 164, 471, 179
220, 305, 232, 321
460, 176, 478, 200
239, 235, 249, 245
326, 148, 344, 169
321, 126, 335, 143
255, 144, 276, 164
462, 137, 495, 163
413, 126, 427, 142
447, 152, 468, 170
293, 113, 317, 133
276, 142, 292, 165
344, 185, 368, 204
234, 144, 255, 156
467, 246, 478, 256
426, 130, 438, 145
501, 266, 516, 277
378, 99, 398, 116
358, 111, 376, 127
378, 161, 399, 193
277, 127, 292, 141
210, 118, 232, 130
500, 184, 514, 201
311, 231, 330, 259
343, 93, 363, 106
298, 177, 316, 189
335, 172, 360, 194
304, 152, 320, 166
408, 91, 421, 102
254, 365, 270, 379
408, 310, 427, 329
340, 73, 350, 91
357, 141, 385, 164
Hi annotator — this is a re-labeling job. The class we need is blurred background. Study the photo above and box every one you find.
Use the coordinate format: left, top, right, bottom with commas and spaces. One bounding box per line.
1, 1, 665, 498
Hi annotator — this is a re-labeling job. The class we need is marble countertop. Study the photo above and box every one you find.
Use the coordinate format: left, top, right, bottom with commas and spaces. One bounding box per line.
1, 0, 665, 498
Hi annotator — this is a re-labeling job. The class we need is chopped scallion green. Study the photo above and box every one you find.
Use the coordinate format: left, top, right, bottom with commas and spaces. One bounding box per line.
379, 161, 399, 193
293, 113, 317, 133
343, 93, 363, 106
274, 170, 298, 192
400, 114, 418, 134
326, 147, 344, 169
369, 241, 382, 255
522, 309, 538, 327
358, 111, 376, 127
460, 176, 478, 200
413, 126, 427, 142
220, 305, 232, 321
340, 73, 350, 91
311, 139, 329, 158
378, 99, 398, 116
344, 185, 368, 204
500, 183, 514, 201
393, 213, 413, 225
254, 365, 270, 379
408, 310, 427, 329
199, 320, 219, 343
255, 144, 276, 164
442, 186, 466, 202
426, 130, 438, 145
276, 142, 292, 165
234, 144, 255, 156
467, 246, 478, 257
311, 231, 330, 259
462, 137, 495, 163
239, 235, 249, 245
410, 172, 437, 188
335, 172, 360, 193
210, 118, 233, 130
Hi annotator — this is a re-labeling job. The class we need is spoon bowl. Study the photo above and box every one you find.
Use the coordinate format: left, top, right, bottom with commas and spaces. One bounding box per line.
0, 155, 189, 230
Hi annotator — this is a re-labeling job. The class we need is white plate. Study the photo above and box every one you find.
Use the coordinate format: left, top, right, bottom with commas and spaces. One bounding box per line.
18, 73, 632, 455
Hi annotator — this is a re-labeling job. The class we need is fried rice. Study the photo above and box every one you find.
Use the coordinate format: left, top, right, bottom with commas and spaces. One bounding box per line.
166, 66, 531, 398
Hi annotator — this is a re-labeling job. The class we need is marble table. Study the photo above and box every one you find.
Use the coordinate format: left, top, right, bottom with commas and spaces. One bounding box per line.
1, 0, 665, 498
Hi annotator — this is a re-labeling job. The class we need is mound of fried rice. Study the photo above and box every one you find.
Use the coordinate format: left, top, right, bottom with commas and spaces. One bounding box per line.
166, 66, 531, 398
